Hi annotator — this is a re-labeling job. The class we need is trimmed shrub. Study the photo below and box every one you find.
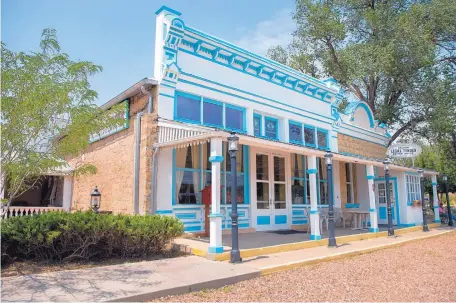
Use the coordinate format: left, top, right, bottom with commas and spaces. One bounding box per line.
1, 211, 184, 265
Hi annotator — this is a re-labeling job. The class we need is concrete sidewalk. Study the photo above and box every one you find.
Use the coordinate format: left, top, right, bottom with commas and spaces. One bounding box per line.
2, 227, 453, 302
1, 256, 260, 302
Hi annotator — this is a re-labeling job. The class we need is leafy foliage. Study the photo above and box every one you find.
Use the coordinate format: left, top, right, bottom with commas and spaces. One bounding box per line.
267, 0, 456, 144
1, 211, 184, 265
1, 29, 124, 208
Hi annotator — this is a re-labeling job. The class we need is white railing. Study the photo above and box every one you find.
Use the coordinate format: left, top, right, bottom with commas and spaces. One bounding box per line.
2, 206, 65, 219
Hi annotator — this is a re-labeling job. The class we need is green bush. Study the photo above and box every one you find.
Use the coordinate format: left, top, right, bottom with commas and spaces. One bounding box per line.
1, 211, 184, 265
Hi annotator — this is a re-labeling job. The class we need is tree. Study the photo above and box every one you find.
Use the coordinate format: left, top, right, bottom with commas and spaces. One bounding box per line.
267, 0, 456, 144
1, 29, 123, 213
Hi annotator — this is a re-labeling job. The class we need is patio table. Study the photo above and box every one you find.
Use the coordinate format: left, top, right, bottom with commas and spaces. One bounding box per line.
343, 210, 370, 230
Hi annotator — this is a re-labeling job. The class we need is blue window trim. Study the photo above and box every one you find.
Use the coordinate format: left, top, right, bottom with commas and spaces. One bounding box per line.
174, 91, 202, 125
225, 103, 246, 133
289, 120, 303, 145
202, 98, 223, 128
253, 113, 262, 137
264, 116, 279, 140
291, 154, 309, 205
304, 125, 316, 148
316, 128, 329, 150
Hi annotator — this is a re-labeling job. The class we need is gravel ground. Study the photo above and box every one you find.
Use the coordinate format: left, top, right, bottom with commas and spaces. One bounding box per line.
156, 231, 456, 302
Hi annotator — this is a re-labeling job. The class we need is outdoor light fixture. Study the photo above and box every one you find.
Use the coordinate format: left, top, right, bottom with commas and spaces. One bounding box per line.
383, 158, 394, 236
90, 186, 101, 213
325, 151, 336, 247
228, 132, 241, 263
418, 169, 429, 232
442, 174, 453, 226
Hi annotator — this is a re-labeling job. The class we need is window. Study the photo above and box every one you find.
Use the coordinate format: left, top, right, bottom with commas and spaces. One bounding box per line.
289, 122, 303, 144
203, 99, 223, 127
317, 128, 328, 150
406, 174, 421, 205
253, 114, 262, 137
264, 116, 278, 139
291, 154, 309, 204
175, 92, 201, 123
345, 163, 354, 203
317, 158, 329, 204
175, 145, 201, 204
304, 125, 316, 147
174, 143, 247, 205
225, 105, 245, 131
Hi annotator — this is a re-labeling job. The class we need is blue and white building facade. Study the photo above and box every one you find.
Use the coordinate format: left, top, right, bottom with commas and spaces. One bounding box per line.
152, 6, 439, 253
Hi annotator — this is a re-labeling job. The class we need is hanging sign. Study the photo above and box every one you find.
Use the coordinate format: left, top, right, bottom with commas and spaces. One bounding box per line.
387, 143, 422, 158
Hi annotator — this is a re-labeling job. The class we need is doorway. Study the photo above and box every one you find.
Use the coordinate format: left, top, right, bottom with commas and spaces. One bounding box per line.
375, 179, 398, 225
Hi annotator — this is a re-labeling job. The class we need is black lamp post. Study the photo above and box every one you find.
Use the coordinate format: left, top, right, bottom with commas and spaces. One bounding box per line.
443, 174, 453, 227
383, 159, 394, 236
228, 132, 241, 263
90, 186, 101, 213
418, 169, 429, 232
325, 151, 336, 247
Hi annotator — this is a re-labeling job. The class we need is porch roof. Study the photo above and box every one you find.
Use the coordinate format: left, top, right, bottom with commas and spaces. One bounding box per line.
154, 119, 438, 176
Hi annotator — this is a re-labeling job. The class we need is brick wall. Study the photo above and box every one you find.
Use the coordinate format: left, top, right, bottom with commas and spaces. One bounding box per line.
337, 134, 387, 159
69, 87, 158, 214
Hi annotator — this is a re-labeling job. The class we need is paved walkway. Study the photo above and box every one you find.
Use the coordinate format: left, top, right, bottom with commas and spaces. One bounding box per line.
2, 227, 453, 302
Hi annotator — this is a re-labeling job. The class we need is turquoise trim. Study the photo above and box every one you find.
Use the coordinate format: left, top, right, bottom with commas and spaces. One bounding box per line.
178, 78, 333, 126
348, 103, 375, 128
173, 206, 203, 211
345, 203, 360, 208
155, 5, 182, 16
184, 226, 201, 232
160, 83, 176, 89
433, 206, 439, 209
292, 220, 308, 224
264, 116, 279, 140
310, 234, 321, 240
159, 93, 175, 99
208, 213, 224, 218
174, 91, 201, 124
209, 156, 224, 163
208, 246, 224, 254
432, 182, 437, 186
275, 215, 287, 224
307, 169, 318, 174
316, 128, 329, 150
374, 177, 400, 225
181, 72, 334, 123
253, 113, 262, 136
257, 216, 271, 225
172, 149, 176, 205
225, 103, 247, 132
156, 210, 173, 214
243, 145, 250, 204
304, 125, 317, 147
366, 175, 375, 180
398, 223, 416, 227
369, 227, 379, 232
310, 210, 318, 214
289, 120, 304, 144
369, 208, 377, 212
379, 207, 387, 220
202, 98, 223, 128
434, 219, 441, 223
175, 213, 197, 220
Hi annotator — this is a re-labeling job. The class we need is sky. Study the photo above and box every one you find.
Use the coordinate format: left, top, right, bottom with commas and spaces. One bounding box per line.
2, 0, 296, 105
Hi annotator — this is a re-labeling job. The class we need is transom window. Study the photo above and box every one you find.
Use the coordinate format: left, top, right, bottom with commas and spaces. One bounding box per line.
174, 91, 245, 132
290, 121, 328, 149
253, 114, 262, 136
252, 114, 279, 140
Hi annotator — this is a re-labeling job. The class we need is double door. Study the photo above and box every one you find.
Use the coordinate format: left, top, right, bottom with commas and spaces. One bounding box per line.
375, 181, 397, 225
254, 151, 289, 231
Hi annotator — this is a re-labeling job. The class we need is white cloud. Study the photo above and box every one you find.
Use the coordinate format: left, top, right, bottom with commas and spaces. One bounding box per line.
234, 8, 295, 56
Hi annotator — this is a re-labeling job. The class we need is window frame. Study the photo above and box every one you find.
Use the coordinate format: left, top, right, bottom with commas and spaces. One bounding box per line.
225, 103, 246, 133
289, 120, 303, 145
253, 113, 262, 137
304, 125, 316, 148
345, 163, 354, 204
202, 98, 224, 128
174, 91, 202, 124
264, 116, 279, 140
316, 128, 329, 150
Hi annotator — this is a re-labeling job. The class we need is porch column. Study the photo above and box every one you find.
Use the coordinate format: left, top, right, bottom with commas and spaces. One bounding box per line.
366, 164, 379, 232
208, 137, 223, 254
307, 155, 321, 240
432, 175, 439, 223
